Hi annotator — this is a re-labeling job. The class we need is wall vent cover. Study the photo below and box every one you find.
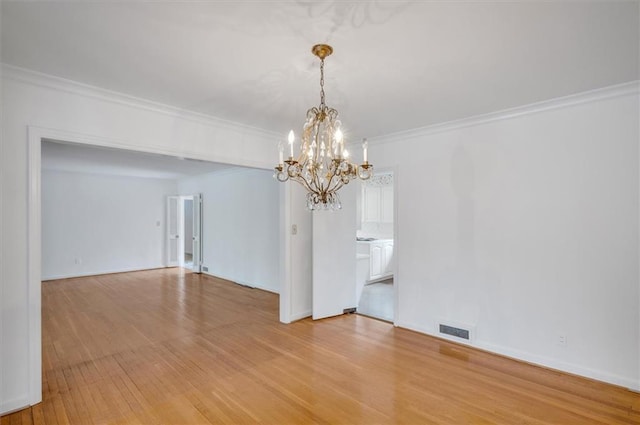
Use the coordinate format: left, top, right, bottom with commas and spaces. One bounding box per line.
439, 324, 470, 340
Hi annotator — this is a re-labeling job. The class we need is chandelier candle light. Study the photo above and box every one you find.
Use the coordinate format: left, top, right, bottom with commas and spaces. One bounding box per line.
274, 44, 373, 210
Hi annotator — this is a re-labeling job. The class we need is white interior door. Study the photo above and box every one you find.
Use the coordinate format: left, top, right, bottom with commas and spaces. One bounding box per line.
191, 194, 202, 273
166, 195, 180, 267
312, 183, 358, 320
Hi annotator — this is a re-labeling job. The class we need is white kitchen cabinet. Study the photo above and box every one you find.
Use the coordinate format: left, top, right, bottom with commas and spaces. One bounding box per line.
370, 244, 383, 278
363, 185, 381, 222
358, 239, 394, 282
362, 184, 393, 224
383, 241, 394, 275
381, 185, 394, 223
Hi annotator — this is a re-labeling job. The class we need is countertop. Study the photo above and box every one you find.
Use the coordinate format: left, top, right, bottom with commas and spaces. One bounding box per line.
356, 238, 393, 243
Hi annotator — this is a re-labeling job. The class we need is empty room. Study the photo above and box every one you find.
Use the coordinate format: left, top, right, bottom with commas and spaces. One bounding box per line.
1, 1, 639, 424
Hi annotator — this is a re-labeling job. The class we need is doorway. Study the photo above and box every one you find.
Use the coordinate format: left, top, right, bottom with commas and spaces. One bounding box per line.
356, 172, 395, 322
166, 194, 202, 272
26, 126, 286, 411
183, 198, 194, 268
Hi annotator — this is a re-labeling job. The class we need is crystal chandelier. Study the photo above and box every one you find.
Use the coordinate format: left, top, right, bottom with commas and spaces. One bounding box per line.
274, 44, 373, 210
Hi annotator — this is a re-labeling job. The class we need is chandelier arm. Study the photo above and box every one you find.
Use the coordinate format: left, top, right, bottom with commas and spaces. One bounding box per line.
300, 160, 323, 195
285, 162, 297, 179
322, 162, 341, 193
330, 180, 346, 195
295, 176, 316, 195
312, 169, 325, 195
294, 165, 321, 196
322, 172, 341, 196
275, 171, 289, 183
327, 173, 346, 193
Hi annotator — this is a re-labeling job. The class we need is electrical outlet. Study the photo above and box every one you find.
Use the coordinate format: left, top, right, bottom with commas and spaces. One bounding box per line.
74, 258, 82, 265
558, 334, 567, 347
291, 224, 298, 235
202, 266, 209, 272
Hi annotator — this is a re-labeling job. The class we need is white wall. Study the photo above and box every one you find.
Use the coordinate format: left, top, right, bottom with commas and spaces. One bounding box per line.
177, 168, 280, 293
184, 198, 193, 255
370, 83, 640, 390
0, 65, 280, 414
280, 183, 313, 323
2, 62, 638, 415
41, 170, 176, 280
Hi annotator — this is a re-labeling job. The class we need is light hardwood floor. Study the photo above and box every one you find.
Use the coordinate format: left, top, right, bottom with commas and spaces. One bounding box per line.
2, 268, 638, 424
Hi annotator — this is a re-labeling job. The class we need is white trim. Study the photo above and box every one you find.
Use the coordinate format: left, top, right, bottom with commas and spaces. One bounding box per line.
474, 341, 640, 392
33, 125, 272, 171
289, 311, 312, 322
2, 64, 281, 140
7, 64, 636, 151
0, 57, 4, 414
202, 270, 279, 295
1, 396, 31, 417
279, 184, 292, 323
390, 166, 399, 326
366, 166, 400, 326
42, 265, 168, 282
27, 128, 42, 406
637, 8, 640, 394
187, 165, 268, 179
369, 80, 640, 145
26, 126, 284, 410
397, 320, 640, 392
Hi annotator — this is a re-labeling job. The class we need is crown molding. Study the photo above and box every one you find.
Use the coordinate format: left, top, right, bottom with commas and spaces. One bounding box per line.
1, 63, 282, 142
369, 80, 640, 145
4, 64, 637, 148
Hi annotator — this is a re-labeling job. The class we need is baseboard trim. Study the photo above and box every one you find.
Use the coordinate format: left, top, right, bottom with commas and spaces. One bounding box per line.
42, 265, 167, 281
396, 320, 639, 392
201, 271, 279, 295
1, 395, 30, 417
289, 311, 312, 322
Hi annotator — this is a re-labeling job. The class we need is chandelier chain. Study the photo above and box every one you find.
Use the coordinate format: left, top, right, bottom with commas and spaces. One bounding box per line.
319, 58, 325, 107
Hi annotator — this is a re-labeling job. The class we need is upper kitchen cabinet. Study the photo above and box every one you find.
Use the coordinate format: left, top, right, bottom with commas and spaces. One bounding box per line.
362, 173, 394, 224
363, 184, 381, 222
380, 185, 393, 223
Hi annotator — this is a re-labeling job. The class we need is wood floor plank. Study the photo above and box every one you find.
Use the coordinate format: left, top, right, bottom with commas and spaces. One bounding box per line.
2, 268, 638, 424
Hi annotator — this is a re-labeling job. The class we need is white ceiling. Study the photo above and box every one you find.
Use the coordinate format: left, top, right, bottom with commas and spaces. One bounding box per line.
2, 1, 639, 141
42, 140, 236, 179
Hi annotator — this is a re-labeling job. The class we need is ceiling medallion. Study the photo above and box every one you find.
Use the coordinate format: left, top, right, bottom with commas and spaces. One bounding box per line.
274, 44, 373, 210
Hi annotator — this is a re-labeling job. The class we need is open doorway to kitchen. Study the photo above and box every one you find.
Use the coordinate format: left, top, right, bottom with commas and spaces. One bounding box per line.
356, 172, 395, 322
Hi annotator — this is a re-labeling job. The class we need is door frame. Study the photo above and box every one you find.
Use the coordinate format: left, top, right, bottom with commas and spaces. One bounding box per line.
362, 166, 400, 325
173, 194, 202, 272
26, 126, 290, 409
25, 125, 291, 410
166, 195, 181, 267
